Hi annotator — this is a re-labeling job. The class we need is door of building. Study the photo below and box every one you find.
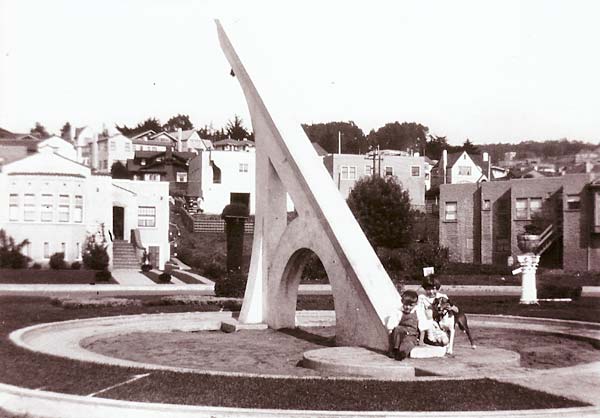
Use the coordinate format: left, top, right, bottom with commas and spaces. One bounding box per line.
113, 206, 125, 240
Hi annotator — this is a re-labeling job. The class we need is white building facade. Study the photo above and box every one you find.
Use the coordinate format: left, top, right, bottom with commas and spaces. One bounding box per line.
0, 149, 170, 269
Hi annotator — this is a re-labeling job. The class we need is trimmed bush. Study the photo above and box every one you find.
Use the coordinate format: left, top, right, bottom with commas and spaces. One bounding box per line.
538, 284, 582, 300
82, 227, 110, 271
141, 264, 152, 272
0, 229, 30, 269
301, 253, 327, 282
49, 252, 66, 270
95, 270, 112, 282
31, 262, 42, 270
202, 261, 226, 280
214, 271, 246, 298
445, 262, 513, 276
70, 261, 81, 270
158, 272, 172, 283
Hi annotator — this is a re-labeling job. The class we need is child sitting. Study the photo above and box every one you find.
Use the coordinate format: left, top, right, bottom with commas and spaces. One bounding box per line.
386, 290, 419, 361
417, 275, 454, 347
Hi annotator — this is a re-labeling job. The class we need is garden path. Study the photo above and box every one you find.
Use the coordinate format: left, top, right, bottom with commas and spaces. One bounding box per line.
111, 270, 155, 286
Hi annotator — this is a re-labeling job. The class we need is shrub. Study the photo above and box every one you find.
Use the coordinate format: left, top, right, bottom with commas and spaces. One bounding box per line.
214, 270, 246, 298
538, 284, 582, 300
31, 262, 42, 270
82, 225, 110, 270
0, 229, 30, 269
49, 252, 66, 270
445, 262, 513, 276
95, 270, 112, 282
202, 260, 226, 280
376, 242, 450, 283
70, 261, 81, 270
158, 272, 171, 283
301, 253, 327, 282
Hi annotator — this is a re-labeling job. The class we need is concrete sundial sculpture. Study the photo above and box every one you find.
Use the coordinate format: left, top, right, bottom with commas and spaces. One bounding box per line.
216, 21, 400, 351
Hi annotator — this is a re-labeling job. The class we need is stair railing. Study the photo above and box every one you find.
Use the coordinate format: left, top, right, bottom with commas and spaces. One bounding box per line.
536, 223, 556, 255
130, 229, 146, 267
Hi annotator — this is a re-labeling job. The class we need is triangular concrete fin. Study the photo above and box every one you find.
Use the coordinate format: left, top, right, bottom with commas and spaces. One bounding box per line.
216, 20, 401, 350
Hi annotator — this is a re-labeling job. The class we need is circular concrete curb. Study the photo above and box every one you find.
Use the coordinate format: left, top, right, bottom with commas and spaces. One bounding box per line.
3, 312, 600, 418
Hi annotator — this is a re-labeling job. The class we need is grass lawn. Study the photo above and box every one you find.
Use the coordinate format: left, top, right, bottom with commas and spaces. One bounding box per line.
0, 295, 595, 411
0, 269, 118, 284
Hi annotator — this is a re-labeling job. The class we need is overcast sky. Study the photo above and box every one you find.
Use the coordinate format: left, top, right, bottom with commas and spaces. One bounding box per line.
1, 0, 599, 145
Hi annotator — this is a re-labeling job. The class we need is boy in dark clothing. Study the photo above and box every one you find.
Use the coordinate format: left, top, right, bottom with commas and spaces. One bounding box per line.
387, 290, 419, 361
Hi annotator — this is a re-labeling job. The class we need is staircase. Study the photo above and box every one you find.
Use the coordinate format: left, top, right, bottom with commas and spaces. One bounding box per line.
112, 240, 141, 269
536, 224, 559, 256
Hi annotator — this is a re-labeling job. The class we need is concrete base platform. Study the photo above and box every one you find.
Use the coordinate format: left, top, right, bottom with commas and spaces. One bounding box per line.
303, 345, 520, 380
303, 347, 415, 379
220, 318, 269, 333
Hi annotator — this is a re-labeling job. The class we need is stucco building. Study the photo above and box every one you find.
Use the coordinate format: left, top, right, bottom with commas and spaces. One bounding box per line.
322, 152, 427, 210
0, 149, 170, 269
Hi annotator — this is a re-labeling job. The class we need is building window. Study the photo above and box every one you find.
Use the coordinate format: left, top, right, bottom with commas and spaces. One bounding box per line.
58, 194, 69, 222
24, 193, 35, 221
125, 143, 131, 152
411, 166, 420, 177
110, 141, 116, 152
566, 194, 581, 210
43, 242, 50, 259
239, 163, 248, 173
384, 166, 394, 177
74, 195, 83, 223
340, 165, 357, 180
516, 197, 542, 220
144, 173, 161, 181
458, 166, 472, 176
9, 193, 19, 221
176, 172, 188, 182
445, 201, 457, 221
41, 194, 53, 222
483, 199, 491, 211
138, 206, 156, 227
364, 165, 372, 176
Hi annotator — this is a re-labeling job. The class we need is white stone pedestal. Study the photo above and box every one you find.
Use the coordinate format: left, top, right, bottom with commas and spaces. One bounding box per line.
516, 254, 540, 304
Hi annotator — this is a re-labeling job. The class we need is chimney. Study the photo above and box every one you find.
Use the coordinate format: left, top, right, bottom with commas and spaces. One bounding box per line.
442, 149, 448, 184
177, 128, 183, 152
483, 151, 491, 180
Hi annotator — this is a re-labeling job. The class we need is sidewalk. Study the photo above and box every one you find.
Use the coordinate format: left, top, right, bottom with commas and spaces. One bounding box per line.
111, 269, 156, 286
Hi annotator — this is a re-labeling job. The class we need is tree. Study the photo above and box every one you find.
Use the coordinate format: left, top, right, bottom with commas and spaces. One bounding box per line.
367, 122, 429, 153
82, 225, 110, 270
163, 114, 194, 132
346, 176, 414, 249
302, 121, 366, 154
424, 135, 448, 160
116, 117, 162, 137
461, 138, 480, 155
110, 161, 130, 179
60, 122, 72, 141
225, 115, 252, 140
30, 122, 50, 139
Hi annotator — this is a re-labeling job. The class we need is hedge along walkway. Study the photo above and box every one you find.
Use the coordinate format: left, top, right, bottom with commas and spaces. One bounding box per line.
1, 297, 598, 417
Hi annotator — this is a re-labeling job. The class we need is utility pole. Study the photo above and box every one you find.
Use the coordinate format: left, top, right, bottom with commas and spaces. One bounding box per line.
338, 131, 342, 154
365, 145, 383, 177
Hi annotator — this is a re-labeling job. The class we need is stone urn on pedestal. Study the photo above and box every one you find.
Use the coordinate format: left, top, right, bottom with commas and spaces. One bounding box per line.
515, 225, 542, 304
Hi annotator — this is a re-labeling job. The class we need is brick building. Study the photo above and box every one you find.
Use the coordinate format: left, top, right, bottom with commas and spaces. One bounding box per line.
439, 173, 600, 271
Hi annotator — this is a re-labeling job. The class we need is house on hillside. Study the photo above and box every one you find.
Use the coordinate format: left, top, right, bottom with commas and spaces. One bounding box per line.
96, 134, 134, 172
322, 152, 427, 211
167, 129, 212, 153
431, 150, 491, 186
187, 148, 256, 214
438, 173, 600, 271
127, 147, 196, 196
0, 135, 76, 164
73, 126, 98, 168
0, 148, 170, 269
212, 138, 255, 152
130, 130, 177, 152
